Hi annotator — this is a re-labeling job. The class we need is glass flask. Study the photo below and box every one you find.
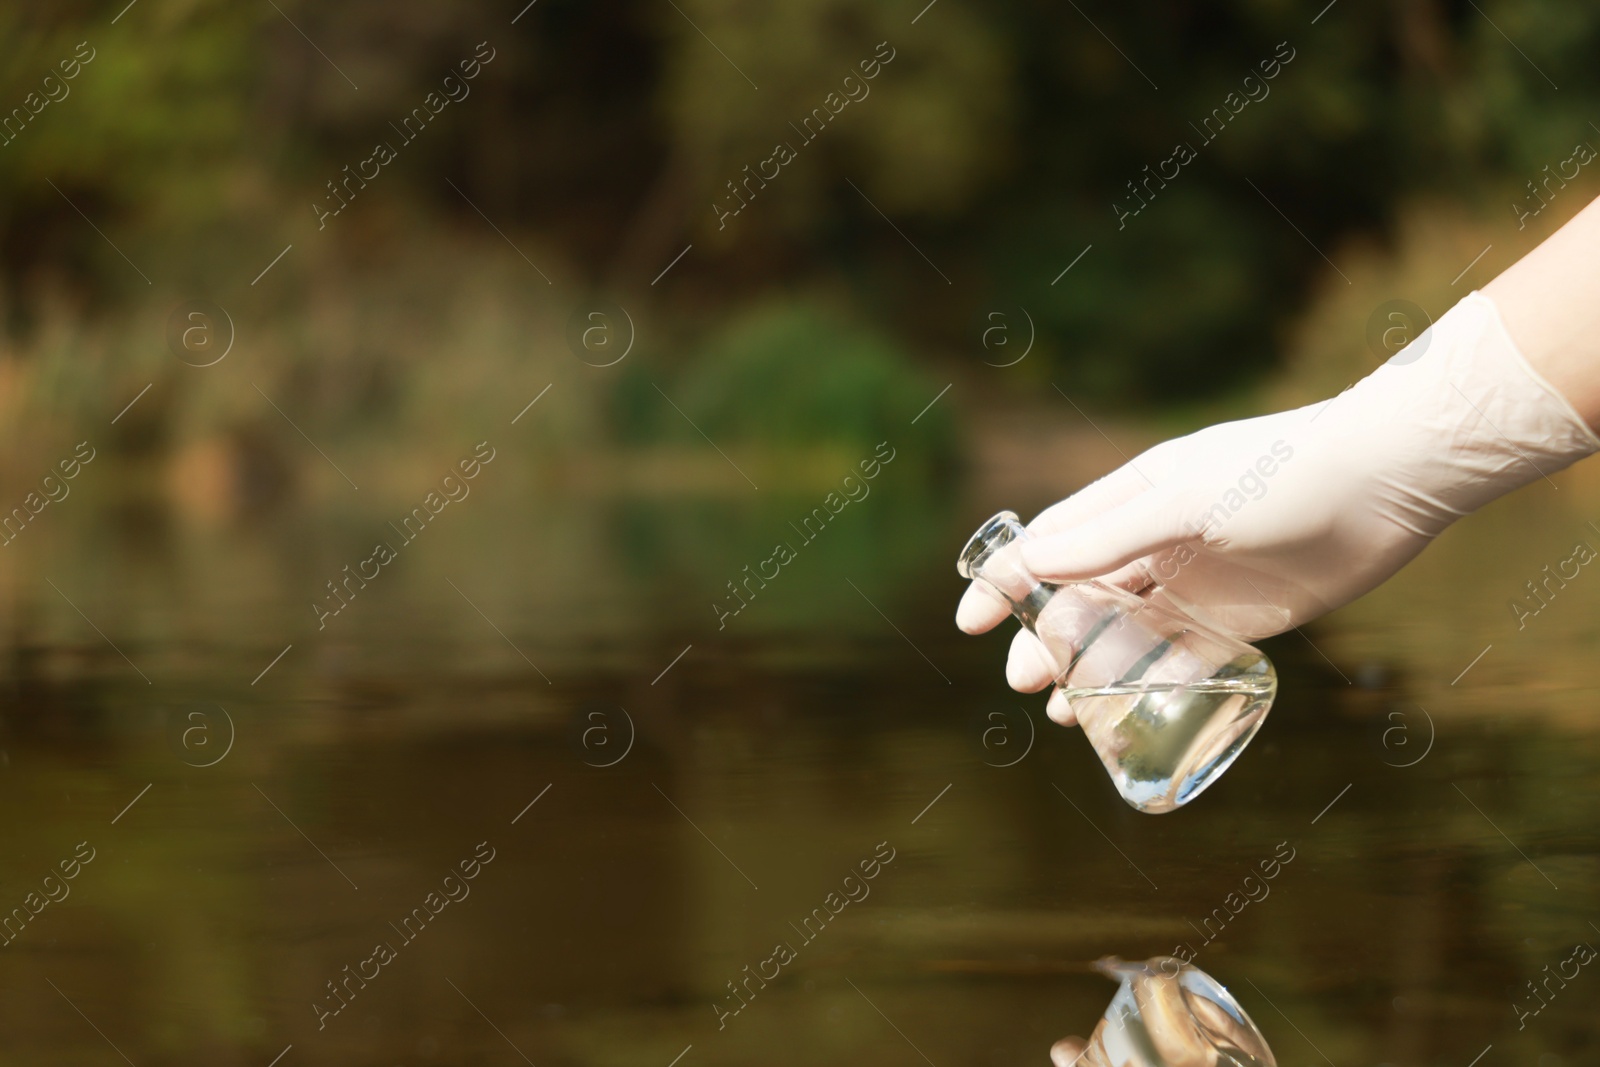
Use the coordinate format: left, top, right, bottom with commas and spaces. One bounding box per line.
1052, 956, 1277, 1067
957, 511, 1275, 813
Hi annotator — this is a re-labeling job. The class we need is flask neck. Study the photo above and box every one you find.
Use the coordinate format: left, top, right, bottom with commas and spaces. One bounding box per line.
957, 511, 1057, 632
983, 575, 1055, 632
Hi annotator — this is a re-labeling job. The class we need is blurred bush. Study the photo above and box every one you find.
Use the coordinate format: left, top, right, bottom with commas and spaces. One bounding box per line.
613, 299, 956, 468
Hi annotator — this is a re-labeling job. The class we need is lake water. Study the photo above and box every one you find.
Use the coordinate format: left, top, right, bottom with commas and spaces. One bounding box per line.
3, 460, 1599, 1066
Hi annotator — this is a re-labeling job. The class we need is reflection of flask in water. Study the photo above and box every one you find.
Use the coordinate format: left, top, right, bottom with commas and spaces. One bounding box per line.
957, 511, 1276, 813
1053, 956, 1278, 1067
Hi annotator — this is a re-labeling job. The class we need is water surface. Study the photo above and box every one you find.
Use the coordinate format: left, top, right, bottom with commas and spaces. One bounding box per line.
3, 476, 1598, 1066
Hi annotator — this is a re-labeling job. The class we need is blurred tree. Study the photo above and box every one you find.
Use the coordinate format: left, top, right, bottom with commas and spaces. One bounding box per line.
1, 0, 1597, 413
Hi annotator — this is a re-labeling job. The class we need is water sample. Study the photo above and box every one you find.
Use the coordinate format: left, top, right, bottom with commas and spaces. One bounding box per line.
958, 511, 1276, 813
1052, 956, 1278, 1067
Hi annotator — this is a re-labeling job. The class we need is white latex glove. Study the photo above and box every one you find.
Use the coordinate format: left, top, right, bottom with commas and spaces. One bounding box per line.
958, 291, 1600, 724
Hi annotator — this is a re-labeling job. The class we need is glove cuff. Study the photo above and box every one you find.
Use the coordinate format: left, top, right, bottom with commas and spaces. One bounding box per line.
1470, 289, 1600, 454
1338, 290, 1600, 533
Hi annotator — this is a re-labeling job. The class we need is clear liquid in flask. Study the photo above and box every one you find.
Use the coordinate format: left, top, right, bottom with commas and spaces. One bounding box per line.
1063, 660, 1275, 814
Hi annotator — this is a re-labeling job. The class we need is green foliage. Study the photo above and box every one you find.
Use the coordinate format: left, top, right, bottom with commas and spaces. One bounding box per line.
614, 299, 957, 468
4, 0, 1600, 423
660, 0, 1012, 221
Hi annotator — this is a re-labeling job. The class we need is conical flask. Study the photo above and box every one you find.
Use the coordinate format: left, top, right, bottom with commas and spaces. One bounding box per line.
1051, 956, 1278, 1067
958, 511, 1275, 812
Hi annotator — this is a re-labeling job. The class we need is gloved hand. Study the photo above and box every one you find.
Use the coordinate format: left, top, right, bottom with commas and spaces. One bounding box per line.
957, 291, 1600, 724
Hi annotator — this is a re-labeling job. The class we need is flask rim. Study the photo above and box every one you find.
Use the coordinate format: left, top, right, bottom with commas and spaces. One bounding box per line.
956, 510, 1025, 579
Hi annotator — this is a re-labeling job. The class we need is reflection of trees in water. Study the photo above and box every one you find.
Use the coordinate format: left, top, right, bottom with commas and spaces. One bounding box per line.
0, 604, 1595, 1062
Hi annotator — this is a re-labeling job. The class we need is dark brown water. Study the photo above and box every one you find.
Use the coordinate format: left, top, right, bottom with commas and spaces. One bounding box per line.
3, 475, 1599, 1067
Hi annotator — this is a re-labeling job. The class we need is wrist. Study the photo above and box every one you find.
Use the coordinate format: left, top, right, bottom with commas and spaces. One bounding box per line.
1484, 194, 1600, 431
